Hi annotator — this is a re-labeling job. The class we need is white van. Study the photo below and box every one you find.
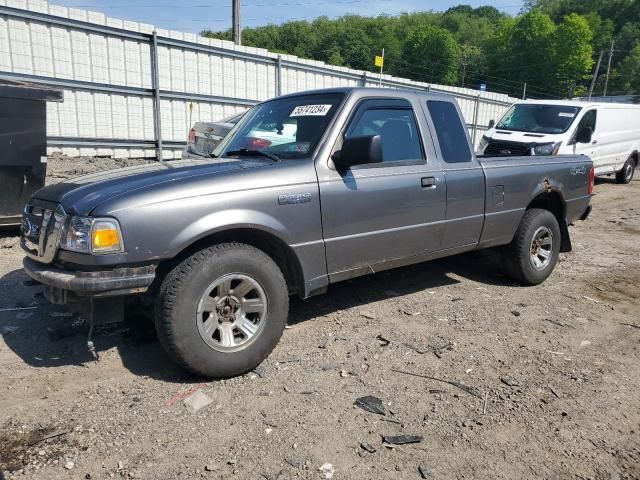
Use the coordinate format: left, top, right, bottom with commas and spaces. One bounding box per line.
477, 100, 640, 184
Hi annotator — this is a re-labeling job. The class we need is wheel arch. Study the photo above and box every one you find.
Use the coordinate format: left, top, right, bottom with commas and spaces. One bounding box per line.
157, 227, 305, 297
525, 190, 571, 252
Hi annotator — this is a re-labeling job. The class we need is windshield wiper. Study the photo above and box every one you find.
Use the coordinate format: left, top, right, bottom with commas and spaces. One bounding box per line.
225, 148, 280, 162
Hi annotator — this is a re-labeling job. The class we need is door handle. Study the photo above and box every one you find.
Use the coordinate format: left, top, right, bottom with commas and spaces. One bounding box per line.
591, 139, 598, 145
421, 176, 436, 188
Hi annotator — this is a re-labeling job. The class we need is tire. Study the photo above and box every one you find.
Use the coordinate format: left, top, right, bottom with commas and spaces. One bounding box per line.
503, 208, 561, 286
155, 242, 289, 378
616, 157, 636, 184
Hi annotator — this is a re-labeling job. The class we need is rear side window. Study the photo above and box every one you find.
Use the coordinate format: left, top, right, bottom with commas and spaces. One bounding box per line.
427, 100, 472, 163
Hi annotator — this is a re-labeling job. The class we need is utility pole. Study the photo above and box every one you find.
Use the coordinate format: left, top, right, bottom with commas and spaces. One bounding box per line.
587, 50, 604, 100
603, 38, 615, 96
522, 82, 527, 100
460, 52, 468, 88
232, 0, 241, 45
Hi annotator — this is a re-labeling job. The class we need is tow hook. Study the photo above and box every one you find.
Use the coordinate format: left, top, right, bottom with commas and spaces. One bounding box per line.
43, 291, 125, 361
87, 297, 99, 361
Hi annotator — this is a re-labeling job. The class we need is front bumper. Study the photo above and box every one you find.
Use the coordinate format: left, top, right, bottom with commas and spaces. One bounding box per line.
0, 215, 22, 226
23, 257, 156, 297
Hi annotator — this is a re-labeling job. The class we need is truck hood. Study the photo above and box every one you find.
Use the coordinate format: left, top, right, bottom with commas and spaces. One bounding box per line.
33, 158, 270, 215
485, 128, 564, 144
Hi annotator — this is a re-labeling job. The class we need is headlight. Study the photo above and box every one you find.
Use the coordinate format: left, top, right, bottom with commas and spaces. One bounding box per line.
61, 217, 124, 254
477, 135, 489, 154
533, 142, 562, 156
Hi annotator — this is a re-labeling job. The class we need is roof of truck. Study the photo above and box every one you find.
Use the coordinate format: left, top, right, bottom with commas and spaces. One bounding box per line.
275, 87, 451, 100
0, 79, 64, 102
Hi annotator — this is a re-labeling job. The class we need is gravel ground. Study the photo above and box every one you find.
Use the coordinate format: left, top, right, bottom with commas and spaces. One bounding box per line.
0, 155, 639, 480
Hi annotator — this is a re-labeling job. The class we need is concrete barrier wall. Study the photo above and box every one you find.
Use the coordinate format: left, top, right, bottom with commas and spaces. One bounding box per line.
0, 0, 518, 159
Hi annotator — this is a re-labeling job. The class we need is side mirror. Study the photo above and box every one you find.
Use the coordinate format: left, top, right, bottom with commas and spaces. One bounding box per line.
332, 135, 383, 171
488, 119, 495, 129
576, 126, 593, 144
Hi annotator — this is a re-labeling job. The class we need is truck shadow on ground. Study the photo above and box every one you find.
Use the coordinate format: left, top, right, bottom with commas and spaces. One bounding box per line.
288, 248, 512, 325
1, 249, 512, 382
594, 177, 622, 185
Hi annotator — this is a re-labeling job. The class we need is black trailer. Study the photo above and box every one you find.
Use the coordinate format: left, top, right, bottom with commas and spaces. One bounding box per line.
0, 80, 63, 226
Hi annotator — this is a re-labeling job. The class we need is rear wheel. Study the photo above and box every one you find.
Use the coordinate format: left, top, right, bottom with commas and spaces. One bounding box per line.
616, 157, 635, 184
503, 208, 561, 285
155, 242, 289, 378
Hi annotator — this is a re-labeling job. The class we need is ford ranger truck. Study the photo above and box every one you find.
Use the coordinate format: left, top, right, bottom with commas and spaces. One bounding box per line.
21, 88, 594, 378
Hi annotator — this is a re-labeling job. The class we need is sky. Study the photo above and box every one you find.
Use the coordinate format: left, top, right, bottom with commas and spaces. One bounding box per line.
51, 0, 524, 33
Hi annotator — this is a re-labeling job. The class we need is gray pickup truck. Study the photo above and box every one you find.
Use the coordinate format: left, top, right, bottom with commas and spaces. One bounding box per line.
21, 88, 593, 377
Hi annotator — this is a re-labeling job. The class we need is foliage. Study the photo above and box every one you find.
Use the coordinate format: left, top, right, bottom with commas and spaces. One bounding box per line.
552, 14, 594, 96
526, 0, 640, 95
401, 25, 460, 84
201, 1, 640, 97
609, 45, 640, 94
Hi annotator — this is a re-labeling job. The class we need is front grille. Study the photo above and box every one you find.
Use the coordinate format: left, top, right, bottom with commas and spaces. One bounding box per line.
21, 203, 66, 263
484, 141, 532, 157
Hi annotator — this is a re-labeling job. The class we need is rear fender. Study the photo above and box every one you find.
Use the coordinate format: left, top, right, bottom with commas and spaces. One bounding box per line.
525, 184, 571, 253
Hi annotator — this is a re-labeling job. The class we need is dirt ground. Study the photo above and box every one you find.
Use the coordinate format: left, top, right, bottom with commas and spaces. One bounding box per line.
0, 154, 639, 480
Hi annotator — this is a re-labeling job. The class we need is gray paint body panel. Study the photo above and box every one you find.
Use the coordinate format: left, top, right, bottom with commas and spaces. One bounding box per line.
24, 87, 593, 297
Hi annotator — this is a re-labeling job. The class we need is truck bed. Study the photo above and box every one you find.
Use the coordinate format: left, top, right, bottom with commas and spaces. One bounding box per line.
477, 154, 593, 249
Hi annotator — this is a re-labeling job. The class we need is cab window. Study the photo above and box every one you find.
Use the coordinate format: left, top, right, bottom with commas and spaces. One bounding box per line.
571, 109, 597, 144
345, 101, 424, 163
578, 110, 597, 131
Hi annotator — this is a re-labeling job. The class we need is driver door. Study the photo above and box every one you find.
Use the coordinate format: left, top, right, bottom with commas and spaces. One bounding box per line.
318, 97, 446, 280
572, 109, 603, 169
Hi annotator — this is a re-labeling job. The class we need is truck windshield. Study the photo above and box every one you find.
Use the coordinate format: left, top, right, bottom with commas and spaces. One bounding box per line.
216, 93, 344, 160
495, 104, 582, 134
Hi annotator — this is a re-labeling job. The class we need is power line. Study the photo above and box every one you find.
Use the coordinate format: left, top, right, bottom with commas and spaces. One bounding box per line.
385, 55, 565, 98
490, 59, 565, 74
388, 61, 560, 98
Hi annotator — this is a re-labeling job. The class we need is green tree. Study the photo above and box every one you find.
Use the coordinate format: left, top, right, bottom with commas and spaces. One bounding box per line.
609, 45, 640, 94
493, 10, 556, 96
582, 12, 614, 51
525, 0, 640, 96
201, 2, 640, 97
401, 25, 460, 84
552, 14, 594, 96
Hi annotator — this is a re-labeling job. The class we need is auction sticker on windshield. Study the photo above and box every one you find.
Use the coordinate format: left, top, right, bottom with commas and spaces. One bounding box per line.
290, 104, 332, 116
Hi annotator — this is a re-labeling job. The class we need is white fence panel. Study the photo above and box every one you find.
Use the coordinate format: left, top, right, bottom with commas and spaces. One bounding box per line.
0, 0, 519, 158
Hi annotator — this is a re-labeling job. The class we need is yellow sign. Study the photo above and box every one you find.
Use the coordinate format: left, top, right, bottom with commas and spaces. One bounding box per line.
374, 55, 384, 68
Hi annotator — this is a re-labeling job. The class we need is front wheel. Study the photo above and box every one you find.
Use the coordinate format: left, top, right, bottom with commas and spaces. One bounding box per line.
155, 242, 289, 378
503, 208, 561, 286
616, 157, 636, 184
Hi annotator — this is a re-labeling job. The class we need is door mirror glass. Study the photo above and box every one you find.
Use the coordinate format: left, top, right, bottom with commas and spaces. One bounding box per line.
488, 119, 495, 129
576, 126, 593, 144
333, 135, 382, 170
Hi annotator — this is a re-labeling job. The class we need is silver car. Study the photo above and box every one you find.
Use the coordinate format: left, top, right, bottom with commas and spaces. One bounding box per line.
182, 112, 244, 159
